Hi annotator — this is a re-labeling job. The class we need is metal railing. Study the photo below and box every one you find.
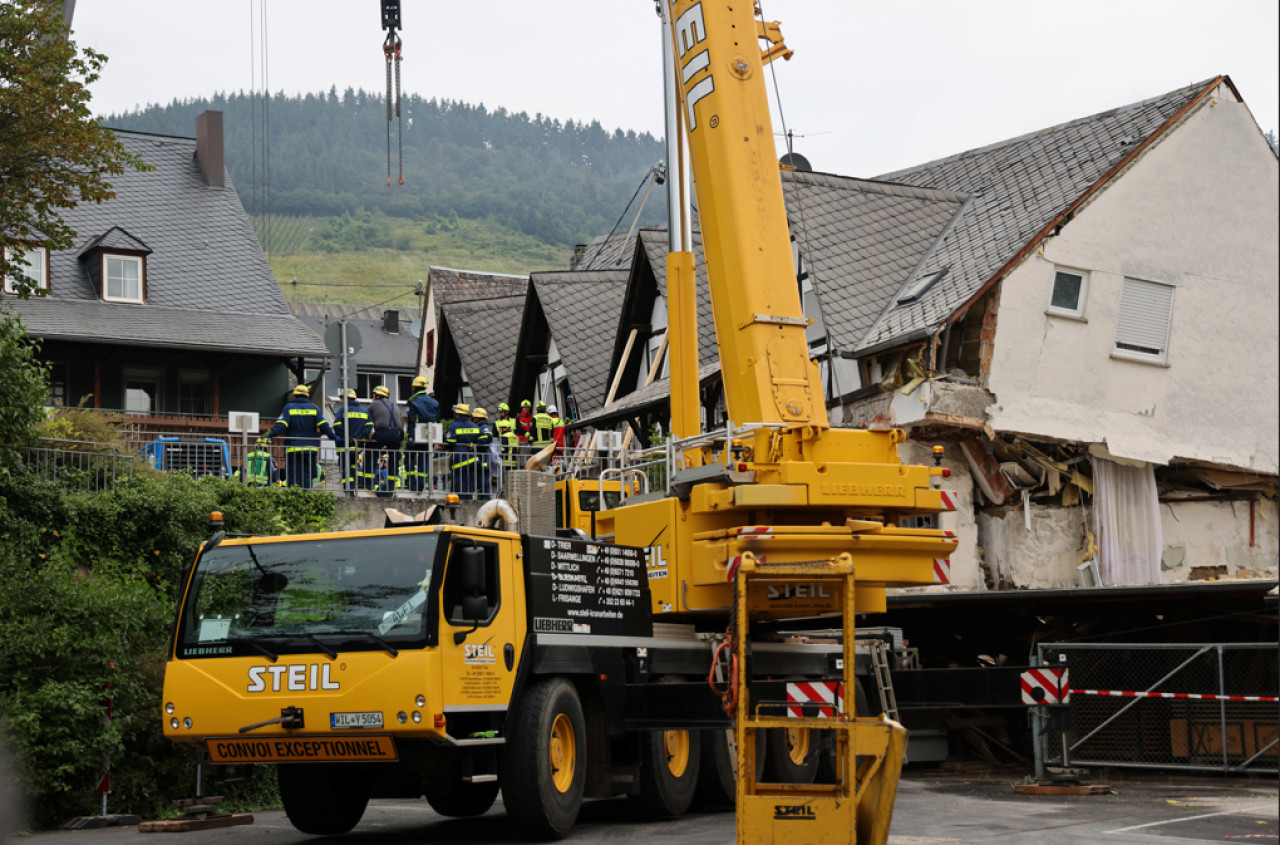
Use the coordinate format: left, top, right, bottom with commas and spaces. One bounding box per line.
21, 439, 136, 493
1036, 642, 1279, 774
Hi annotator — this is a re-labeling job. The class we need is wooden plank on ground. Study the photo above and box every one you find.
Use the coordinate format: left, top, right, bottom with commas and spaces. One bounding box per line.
138, 813, 254, 833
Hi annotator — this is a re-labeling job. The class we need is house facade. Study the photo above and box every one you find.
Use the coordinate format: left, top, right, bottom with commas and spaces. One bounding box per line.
578, 76, 1277, 591
3, 112, 327, 425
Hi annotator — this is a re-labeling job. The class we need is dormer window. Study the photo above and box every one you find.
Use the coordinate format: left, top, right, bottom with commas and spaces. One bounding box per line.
77, 227, 151, 303
2, 246, 49, 294
104, 254, 144, 303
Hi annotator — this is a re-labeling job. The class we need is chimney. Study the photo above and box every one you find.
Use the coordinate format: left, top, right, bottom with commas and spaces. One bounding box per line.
383, 310, 400, 334
569, 244, 588, 271
195, 110, 225, 189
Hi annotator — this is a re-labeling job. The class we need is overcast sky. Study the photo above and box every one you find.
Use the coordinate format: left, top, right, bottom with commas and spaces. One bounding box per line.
76, 0, 1278, 179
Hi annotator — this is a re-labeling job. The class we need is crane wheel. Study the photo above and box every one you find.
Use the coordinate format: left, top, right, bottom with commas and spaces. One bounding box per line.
817, 678, 873, 783
763, 726, 819, 784
633, 677, 701, 817
424, 779, 499, 817
278, 763, 369, 835
499, 677, 586, 837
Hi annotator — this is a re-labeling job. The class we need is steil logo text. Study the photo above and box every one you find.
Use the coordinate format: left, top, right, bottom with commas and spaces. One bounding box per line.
767, 584, 831, 600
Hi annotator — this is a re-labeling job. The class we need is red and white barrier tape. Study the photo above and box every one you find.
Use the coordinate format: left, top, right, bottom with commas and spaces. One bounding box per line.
1070, 688, 1279, 703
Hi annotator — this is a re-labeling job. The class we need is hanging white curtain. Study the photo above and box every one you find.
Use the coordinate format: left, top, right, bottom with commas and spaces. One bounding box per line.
1091, 456, 1162, 585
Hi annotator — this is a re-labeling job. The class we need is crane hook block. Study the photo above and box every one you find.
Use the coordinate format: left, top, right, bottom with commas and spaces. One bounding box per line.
380, 0, 401, 31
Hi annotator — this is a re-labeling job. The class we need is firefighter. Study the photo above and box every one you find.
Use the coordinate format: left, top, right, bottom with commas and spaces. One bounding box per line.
494, 403, 520, 475
548, 404, 567, 459
268, 384, 334, 490
331, 388, 373, 492
531, 401, 555, 450
403, 375, 440, 492
443, 403, 488, 500
472, 407, 496, 499
366, 385, 404, 493
515, 399, 535, 444
234, 437, 278, 487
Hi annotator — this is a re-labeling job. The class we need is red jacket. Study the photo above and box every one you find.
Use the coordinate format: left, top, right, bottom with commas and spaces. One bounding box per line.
515, 409, 535, 443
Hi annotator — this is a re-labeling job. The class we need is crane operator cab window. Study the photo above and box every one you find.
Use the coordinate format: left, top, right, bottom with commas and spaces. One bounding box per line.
442, 539, 500, 628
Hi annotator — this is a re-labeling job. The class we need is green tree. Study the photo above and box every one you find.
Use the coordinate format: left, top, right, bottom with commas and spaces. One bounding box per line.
0, 309, 48, 474
0, 2, 150, 297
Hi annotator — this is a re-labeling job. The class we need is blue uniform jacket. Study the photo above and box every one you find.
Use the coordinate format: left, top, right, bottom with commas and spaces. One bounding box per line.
332, 400, 374, 447
444, 419, 492, 454
269, 399, 335, 450
405, 391, 440, 426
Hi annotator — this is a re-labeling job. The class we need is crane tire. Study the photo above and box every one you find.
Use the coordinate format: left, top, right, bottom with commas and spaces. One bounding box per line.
817, 678, 873, 783
763, 726, 819, 784
278, 763, 369, 836
633, 677, 700, 817
499, 677, 586, 838
424, 779, 499, 817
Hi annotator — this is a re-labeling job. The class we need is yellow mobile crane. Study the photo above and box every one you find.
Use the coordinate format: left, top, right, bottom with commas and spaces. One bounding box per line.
161, 3, 955, 842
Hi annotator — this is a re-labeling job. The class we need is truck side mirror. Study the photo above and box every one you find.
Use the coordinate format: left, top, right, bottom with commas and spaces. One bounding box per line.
452, 546, 490, 644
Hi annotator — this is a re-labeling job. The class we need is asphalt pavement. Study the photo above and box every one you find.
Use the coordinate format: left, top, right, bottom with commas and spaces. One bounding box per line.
12, 773, 1279, 844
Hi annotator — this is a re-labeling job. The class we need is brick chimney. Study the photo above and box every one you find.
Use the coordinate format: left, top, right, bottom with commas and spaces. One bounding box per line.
383, 310, 400, 334
195, 111, 225, 189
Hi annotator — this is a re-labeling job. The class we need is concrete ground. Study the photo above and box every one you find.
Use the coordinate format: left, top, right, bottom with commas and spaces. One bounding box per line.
12, 772, 1278, 844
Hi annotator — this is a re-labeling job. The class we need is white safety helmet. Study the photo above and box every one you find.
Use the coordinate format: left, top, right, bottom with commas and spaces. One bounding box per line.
547, 405, 558, 415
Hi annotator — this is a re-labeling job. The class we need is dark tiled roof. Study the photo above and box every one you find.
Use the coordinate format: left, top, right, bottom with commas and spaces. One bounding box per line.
856, 79, 1217, 352
529, 269, 630, 416
8, 128, 326, 357
428, 266, 528, 313
782, 172, 967, 351
574, 231, 637, 271
294, 313, 417, 369
574, 361, 721, 428
637, 227, 719, 364
440, 295, 527, 413
77, 226, 151, 256
13, 297, 329, 356
291, 301, 421, 322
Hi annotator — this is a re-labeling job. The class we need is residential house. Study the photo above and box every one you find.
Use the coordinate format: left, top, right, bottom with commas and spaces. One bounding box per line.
293, 303, 420, 407
3, 111, 327, 434
579, 76, 1278, 589
416, 266, 527, 396
509, 269, 630, 421
434, 295, 526, 413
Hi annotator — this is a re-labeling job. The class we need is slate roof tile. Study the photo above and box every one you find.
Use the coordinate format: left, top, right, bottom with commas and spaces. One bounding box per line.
8, 129, 326, 356
529, 269, 630, 416
440, 295, 527, 413
855, 79, 1215, 352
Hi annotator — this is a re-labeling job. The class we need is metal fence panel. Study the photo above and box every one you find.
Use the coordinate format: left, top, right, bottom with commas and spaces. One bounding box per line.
21, 441, 135, 493
1038, 642, 1278, 774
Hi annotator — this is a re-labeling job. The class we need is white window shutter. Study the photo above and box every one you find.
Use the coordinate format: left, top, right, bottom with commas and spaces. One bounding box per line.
1115, 279, 1173, 358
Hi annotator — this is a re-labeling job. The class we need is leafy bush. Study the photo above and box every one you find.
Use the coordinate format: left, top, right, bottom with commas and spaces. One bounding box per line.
0, 472, 335, 826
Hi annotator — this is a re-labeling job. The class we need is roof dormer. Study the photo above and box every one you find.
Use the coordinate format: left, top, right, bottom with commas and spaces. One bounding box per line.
77, 226, 152, 303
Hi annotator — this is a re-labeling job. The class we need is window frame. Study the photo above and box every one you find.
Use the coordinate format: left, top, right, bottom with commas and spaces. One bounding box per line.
357, 372, 385, 400
2, 245, 50, 294
1112, 277, 1175, 366
102, 252, 145, 303
124, 367, 162, 414
1046, 266, 1089, 320
178, 371, 210, 416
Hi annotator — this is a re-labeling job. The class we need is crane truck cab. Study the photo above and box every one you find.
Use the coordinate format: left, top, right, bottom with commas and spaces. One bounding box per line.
554, 477, 623, 537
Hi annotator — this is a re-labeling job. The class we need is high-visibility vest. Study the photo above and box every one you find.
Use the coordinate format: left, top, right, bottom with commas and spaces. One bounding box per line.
532, 413, 554, 447
245, 450, 273, 486
495, 419, 520, 468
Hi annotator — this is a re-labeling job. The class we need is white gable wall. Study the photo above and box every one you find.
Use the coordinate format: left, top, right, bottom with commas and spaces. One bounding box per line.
985, 85, 1279, 474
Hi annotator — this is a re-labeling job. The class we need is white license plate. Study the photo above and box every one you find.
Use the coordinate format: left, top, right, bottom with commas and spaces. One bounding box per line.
330, 711, 383, 729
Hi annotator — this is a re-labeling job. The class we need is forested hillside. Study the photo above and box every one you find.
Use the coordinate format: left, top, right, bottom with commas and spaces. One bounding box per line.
103, 89, 666, 248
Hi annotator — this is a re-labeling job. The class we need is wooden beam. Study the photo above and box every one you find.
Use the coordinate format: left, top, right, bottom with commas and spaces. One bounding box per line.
621, 330, 669, 451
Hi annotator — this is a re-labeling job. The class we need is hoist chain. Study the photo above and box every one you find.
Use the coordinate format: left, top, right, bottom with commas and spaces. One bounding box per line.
394, 40, 403, 185
383, 31, 401, 187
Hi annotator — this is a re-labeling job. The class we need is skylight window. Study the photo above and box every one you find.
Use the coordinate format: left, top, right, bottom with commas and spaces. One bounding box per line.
896, 268, 948, 306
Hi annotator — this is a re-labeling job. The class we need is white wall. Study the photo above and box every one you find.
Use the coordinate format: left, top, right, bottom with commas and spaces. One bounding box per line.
1160, 497, 1279, 580
978, 504, 1091, 589
898, 441, 984, 590
986, 85, 1279, 473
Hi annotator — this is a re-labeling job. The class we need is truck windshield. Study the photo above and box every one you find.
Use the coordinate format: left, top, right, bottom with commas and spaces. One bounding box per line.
176, 532, 440, 659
